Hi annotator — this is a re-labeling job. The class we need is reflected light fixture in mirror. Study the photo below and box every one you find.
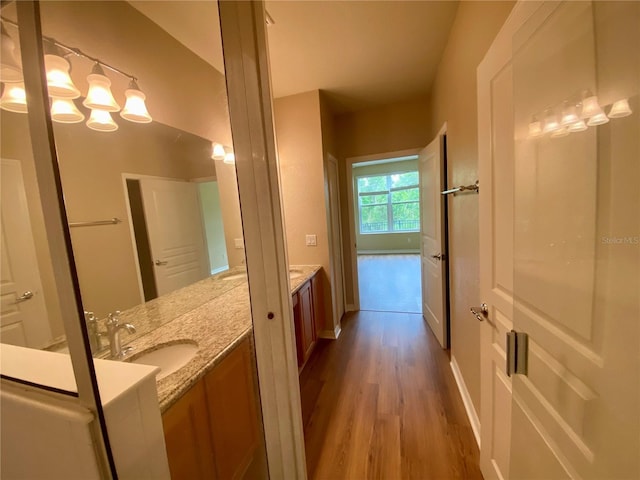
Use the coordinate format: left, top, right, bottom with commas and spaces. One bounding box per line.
211, 142, 226, 160
587, 111, 609, 126
87, 108, 119, 132
224, 151, 235, 165
84, 62, 120, 112
50, 98, 84, 123
0, 22, 22, 83
528, 116, 542, 137
542, 109, 560, 134
567, 119, 588, 132
608, 98, 632, 118
120, 79, 152, 123
44, 53, 81, 98
0, 82, 27, 112
581, 93, 604, 118
560, 102, 579, 127
550, 127, 570, 138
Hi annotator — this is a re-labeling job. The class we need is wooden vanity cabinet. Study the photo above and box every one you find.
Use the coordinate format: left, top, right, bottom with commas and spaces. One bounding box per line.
293, 273, 323, 369
162, 338, 259, 480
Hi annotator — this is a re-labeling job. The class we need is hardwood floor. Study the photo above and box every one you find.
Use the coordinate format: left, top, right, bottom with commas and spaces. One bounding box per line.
299, 310, 481, 480
358, 254, 421, 313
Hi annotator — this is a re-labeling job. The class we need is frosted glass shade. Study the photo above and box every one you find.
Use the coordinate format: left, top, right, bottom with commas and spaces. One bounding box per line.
1, 26, 23, 83
86, 109, 118, 132
568, 120, 588, 132
211, 143, 226, 160
44, 55, 80, 99
528, 120, 542, 137
120, 88, 152, 123
550, 127, 569, 138
581, 95, 604, 118
224, 152, 235, 164
608, 99, 632, 118
84, 73, 120, 112
587, 112, 609, 126
51, 98, 84, 123
542, 112, 560, 134
0, 82, 27, 113
560, 103, 579, 127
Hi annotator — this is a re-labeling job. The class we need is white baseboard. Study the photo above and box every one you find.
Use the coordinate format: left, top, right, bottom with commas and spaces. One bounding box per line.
450, 356, 481, 448
318, 323, 341, 340
346, 303, 357, 312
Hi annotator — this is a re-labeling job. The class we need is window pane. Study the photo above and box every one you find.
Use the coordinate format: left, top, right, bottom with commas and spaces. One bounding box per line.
360, 194, 388, 205
392, 202, 420, 231
360, 205, 388, 232
390, 171, 419, 189
357, 175, 387, 193
391, 187, 419, 203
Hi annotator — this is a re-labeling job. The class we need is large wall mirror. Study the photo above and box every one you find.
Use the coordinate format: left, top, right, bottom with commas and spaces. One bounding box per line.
0, 1, 246, 354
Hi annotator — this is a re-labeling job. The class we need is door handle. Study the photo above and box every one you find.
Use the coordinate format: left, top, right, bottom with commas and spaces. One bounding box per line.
154, 260, 168, 266
430, 253, 446, 261
16, 291, 34, 303
470, 303, 488, 321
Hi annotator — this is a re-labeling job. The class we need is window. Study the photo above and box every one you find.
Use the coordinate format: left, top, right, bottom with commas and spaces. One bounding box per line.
357, 171, 420, 233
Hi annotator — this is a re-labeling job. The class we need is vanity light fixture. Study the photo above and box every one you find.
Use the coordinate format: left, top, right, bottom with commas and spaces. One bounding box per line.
224, 151, 235, 165
44, 52, 81, 98
550, 127, 570, 138
50, 97, 84, 123
587, 111, 609, 127
608, 98, 632, 118
528, 116, 542, 137
84, 62, 120, 112
542, 110, 560, 134
0, 82, 27, 113
211, 142, 226, 160
86, 108, 119, 132
580, 93, 604, 119
567, 119, 588, 132
120, 79, 152, 123
560, 102, 580, 127
0, 22, 22, 83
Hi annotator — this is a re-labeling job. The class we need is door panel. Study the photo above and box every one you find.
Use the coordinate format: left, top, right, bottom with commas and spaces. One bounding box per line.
140, 178, 210, 296
419, 133, 447, 348
510, 2, 640, 478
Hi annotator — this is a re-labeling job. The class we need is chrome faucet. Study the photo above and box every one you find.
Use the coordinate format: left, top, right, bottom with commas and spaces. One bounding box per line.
84, 311, 103, 353
106, 311, 136, 359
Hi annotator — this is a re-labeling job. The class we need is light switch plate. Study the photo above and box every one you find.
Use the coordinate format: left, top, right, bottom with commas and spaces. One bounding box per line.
234, 238, 244, 249
305, 234, 317, 246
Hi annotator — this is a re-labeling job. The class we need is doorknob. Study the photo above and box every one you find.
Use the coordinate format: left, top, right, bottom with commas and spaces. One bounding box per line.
16, 291, 34, 303
430, 253, 446, 261
470, 303, 488, 321
155, 260, 168, 266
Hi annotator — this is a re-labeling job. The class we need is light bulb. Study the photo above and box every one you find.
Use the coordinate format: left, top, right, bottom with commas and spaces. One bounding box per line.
608, 98, 632, 118
224, 151, 235, 164
581, 95, 604, 118
44, 54, 80, 98
1, 23, 23, 83
568, 120, 588, 132
0, 82, 27, 113
86, 108, 118, 132
211, 143, 226, 160
50, 98, 84, 123
587, 112, 609, 126
120, 81, 152, 123
542, 110, 560, 134
84, 63, 120, 112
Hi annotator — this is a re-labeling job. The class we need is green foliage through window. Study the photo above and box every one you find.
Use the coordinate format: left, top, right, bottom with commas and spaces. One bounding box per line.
357, 171, 420, 234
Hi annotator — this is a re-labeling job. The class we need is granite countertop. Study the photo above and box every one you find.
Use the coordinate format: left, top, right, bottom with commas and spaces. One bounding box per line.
114, 264, 321, 413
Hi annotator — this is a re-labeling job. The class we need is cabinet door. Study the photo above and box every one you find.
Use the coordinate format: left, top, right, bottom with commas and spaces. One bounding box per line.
299, 281, 315, 363
162, 381, 217, 480
205, 339, 259, 480
311, 273, 324, 337
292, 290, 304, 367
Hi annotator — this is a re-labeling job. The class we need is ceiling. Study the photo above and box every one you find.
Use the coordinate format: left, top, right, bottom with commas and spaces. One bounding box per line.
129, 1, 459, 114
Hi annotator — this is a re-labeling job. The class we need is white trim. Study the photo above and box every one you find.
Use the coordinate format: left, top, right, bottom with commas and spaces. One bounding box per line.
346, 303, 357, 312
450, 356, 481, 448
318, 324, 341, 340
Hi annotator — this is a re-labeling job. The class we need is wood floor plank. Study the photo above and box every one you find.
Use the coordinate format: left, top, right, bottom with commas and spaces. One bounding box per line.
300, 311, 482, 479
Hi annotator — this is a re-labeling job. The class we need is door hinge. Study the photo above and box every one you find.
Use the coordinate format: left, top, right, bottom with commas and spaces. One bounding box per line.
506, 330, 528, 377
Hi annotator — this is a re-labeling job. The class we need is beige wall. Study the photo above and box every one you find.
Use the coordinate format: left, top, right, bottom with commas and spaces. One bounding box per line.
426, 1, 514, 414
274, 91, 335, 332
213, 160, 245, 268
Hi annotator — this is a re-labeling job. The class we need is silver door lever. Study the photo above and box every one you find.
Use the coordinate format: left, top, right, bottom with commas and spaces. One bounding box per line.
430, 253, 446, 261
155, 260, 168, 266
470, 303, 488, 321
16, 291, 34, 303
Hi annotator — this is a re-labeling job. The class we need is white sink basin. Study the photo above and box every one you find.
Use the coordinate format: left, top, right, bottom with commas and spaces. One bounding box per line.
129, 341, 198, 380
222, 272, 248, 281
289, 269, 304, 279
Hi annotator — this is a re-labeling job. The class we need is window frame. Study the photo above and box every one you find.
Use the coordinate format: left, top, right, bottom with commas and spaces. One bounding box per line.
356, 171, 420, 234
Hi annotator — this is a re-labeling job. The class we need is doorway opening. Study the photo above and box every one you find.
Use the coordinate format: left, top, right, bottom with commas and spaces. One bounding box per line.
352, 156, 422, 314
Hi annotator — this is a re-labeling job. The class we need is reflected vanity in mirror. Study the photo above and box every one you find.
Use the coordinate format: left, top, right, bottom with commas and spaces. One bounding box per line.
0, 0, 247, 355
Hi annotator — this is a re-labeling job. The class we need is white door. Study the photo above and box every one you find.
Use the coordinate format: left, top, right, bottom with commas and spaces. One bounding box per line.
480, 2, 640, 479
140, 178, 210, 296
0, 159, 52, 348
419, 127, 448, 348
326, 155, 345, 329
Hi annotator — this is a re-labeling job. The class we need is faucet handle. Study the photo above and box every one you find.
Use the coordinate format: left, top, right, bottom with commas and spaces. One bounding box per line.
107, 310, 121, 325
84, 310, 96, 322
